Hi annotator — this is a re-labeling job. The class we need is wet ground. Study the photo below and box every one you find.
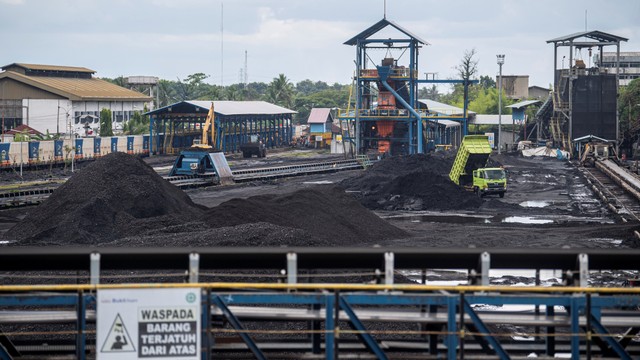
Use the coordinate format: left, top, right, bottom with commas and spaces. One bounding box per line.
2, 149, 639, 251
178, 150, 640, 250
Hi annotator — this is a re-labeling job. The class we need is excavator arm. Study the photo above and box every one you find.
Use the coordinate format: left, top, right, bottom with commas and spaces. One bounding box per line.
194, 102, 216, 149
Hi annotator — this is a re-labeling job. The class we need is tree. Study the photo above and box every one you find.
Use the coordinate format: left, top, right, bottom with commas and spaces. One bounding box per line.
418, 85, 440, 100
265, 74, 295, 109
479, 75, 496, 89
619, 78, 640, 134
456, 48, 478, 80
294, 88, 349, 123
99, 108, 113, 137
175, 73, 210, 101
122, 106, 150, 135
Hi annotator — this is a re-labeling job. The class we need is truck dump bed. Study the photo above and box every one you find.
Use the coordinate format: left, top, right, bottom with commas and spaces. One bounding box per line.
449, 135, 492, 186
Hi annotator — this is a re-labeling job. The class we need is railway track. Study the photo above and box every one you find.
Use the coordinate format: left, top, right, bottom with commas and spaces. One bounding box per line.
0, 158, 370, 208
580, 159, 640, 222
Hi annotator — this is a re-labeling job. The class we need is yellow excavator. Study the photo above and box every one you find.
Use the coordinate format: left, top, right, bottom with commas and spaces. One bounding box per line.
191, 102, 217, 150
169, 102, 232, 183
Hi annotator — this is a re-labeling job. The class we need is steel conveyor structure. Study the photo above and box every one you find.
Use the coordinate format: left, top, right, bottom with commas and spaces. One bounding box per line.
1, 247, 640, 359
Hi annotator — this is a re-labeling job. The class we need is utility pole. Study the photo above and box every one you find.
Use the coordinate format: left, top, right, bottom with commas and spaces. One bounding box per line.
497, 54, 505, 154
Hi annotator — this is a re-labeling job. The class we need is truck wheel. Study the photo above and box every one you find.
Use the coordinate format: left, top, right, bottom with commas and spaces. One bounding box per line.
474, 187, 482, 198
243, 152, 250, 158
499, 192, 505, 198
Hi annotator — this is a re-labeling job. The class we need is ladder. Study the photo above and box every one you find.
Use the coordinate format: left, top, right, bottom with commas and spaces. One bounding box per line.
355, 154, 373, 169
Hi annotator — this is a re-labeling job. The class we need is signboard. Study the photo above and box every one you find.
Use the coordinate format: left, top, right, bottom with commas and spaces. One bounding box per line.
111, 137, 118, 153
315, 135, 323, 142
97, 288, 201, 360
484, 132, 495, 149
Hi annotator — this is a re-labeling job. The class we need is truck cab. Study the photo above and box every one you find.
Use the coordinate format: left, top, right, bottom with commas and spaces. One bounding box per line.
472, 167, 507, 198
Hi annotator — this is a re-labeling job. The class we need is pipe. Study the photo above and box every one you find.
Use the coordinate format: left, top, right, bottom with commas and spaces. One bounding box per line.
379, 79, 423, 153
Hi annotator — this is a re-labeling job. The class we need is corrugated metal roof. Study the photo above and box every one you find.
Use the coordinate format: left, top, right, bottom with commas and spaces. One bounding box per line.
506, 100, 542, 109
146, 100, 296, 117
307, 108, 333, 124
187, 100, 296, 115
437, 120, 461, 128
344, 18, 429, 46
470, 114, 514, 125
0, 71, 151, 101
547, 30, 628, 44
1, 63, 96, 73
418, 99, 476, 115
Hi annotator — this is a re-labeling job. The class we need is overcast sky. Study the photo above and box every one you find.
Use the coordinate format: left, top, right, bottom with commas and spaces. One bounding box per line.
1, 0, 639, 92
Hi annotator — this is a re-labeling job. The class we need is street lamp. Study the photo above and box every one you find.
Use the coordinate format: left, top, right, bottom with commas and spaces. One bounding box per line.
497, 54, 505, 154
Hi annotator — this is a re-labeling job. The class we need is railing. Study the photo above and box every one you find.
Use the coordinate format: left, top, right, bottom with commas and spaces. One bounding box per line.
359, 68, 418, 78
1, 248, 640, 359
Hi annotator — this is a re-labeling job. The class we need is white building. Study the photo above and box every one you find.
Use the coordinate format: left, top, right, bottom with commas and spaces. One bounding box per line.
594, 52, 640, 86
0, 63, 152, 136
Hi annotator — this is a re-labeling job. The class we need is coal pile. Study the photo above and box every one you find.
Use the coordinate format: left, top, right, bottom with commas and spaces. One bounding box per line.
6, 153, 406, 247
341, 152, 483, 211
6, 152, 206, 245
201, 185, 408, 245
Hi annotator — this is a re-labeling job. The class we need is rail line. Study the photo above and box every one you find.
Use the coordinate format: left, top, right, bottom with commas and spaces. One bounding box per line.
0, 158, 369, 207
580, 159, 640, 222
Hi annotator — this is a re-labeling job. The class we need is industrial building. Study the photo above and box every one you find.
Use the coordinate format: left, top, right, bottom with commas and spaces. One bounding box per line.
594, 51, 640, 86
338, 18, 475, 156
538, 31, 627, 150
499, 75, 529, 100
0, 63, 152, 137
145, 100, 295, 155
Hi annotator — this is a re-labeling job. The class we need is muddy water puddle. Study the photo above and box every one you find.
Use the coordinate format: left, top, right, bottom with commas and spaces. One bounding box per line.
383, 211, 613, 225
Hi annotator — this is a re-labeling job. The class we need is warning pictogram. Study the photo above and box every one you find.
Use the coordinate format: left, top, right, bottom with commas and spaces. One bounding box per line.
101, 313, 136, 353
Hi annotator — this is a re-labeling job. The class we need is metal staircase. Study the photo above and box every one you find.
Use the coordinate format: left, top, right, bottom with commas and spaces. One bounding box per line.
549, 73, 571, 149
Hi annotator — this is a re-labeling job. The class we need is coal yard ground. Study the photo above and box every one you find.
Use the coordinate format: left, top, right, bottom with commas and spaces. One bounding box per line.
1, 148, 639, 253
0, 149, 634, 247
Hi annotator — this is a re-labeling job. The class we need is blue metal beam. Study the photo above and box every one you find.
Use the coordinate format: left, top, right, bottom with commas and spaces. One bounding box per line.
211, 295, 266, 360
416, 79, 480, 84
0, 344, 12, 360
339, 297, 389, 360
379, 78, 423, 153
590, 314, 633, 360
462, 299, 510, 359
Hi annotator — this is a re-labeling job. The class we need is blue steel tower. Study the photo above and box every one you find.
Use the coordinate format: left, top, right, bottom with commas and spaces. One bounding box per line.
341, 18, 473, 156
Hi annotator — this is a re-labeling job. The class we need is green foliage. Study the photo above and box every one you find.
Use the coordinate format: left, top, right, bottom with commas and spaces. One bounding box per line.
619, 78, 640, 133
294, 87, 350, 123
418, 85, 440, 101
99, 108, 113, 137
14, 130, 59, 142
479, 75, 496, 89
122, 109, 150, 135
265, 74, 295, 109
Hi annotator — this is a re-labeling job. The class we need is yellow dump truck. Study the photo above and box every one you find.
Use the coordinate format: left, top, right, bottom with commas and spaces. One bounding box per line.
449, 135, 507, 198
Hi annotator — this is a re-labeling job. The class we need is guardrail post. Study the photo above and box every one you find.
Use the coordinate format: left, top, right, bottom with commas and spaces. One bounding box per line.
480, 252, 490, 286
90, 252, 100, 285
189, 252, 199, 283
384, 252, 394, 286
287, 252, 297, 284
578, 253, 589, 287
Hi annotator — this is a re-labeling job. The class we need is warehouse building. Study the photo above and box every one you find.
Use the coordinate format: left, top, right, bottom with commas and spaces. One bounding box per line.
0, 63, 152, 137
146, 100, 296, 155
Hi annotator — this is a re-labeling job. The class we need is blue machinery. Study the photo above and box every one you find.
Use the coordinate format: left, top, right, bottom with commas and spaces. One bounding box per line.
1, 247, 640, 359
340, 19, 477, 155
